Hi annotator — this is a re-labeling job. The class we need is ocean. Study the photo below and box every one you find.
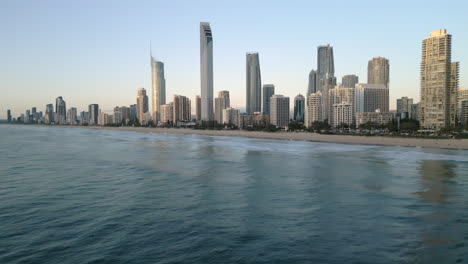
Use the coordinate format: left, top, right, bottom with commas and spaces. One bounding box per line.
1, 125, 467, 263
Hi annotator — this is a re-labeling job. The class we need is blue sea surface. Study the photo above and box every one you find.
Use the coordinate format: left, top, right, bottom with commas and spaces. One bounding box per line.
1, 125, 467, 263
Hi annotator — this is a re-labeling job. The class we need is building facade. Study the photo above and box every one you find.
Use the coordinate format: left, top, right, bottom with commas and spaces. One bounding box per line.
308, 70, 317, 94
160, 103, 174, 124
88, 104, 99, 125
342, 75, 359, 88
317, 44, 335, 93
195, 95, 201, 121
356, 110, 394, 127
200, 22, 214, 121
396, 97, 413, 119
332, 102, 353, 127
55, 96, 67, 124
355, 84, 389, 113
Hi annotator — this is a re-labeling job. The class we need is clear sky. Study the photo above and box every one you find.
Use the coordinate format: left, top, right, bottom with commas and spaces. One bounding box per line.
1, 0, 467, 118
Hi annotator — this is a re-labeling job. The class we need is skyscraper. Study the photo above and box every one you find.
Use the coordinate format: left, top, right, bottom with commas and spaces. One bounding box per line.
88, 104, 99, 125
129, 104, 137, 122
173, 95, 191, 123
368, 57, 389, 87
7, 110, 11, 123
137, 88, 149, 122
200, 22, 214, 121
328, 85, 355, 125
450, 62, 459, 125
317, 44, 334, 92
342, 75, 359, 88
332, 102, 353, 128
262, 84, 275, 115
67, 107, 78, 124
246, 52, 261, 114
308, 70, 317, 94
270, 95, 290, 128
420, 29, 455, 129
294, 94, 305, 121
55, 96, 66, 124
458, 87, 468, 122
321, 74, 337, 121
195, 95, 201, 121
160, 103, 174, 124
151, 56, 166, 123
223, 108, 240, 127
214, 90, 230, 124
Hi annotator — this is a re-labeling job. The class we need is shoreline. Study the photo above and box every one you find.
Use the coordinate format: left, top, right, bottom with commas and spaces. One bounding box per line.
6, 124, 467, 150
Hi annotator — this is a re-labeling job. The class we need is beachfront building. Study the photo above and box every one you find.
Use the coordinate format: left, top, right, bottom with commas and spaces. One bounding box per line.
270, 95, 290, 128
308, 70, 317, 94
55, 96, 67, 124
396, 97, 413, 120
137, 88, 149, 122
317, 44, 335, 93
332, 102, 353, 127
328, 85, 355, 125
214, 90, 230, 124
356, 110, 393, 127
88, 104, 99, 125
420, 29, 458, 129
239, 113, 269, 129
195, 95, 201, 121
200, 22, 214, 121
294, 94, 305, 122
173, 95, 191, 123
246, 52, 262, 114
458, 87, 468, 122
151, 56, 166, 123
305, 92, 323, 128
223, 108, 240, 127
160, 103, 174, 124
461, 101, 468, 125
355, 83, 389, 113
262, 84, 275, 115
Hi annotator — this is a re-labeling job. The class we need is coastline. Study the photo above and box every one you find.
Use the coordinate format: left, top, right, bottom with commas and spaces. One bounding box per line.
21, 124, 468, 150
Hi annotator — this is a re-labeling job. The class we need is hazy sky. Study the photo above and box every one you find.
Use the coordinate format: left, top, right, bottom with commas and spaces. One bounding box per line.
1, 0, 467, 118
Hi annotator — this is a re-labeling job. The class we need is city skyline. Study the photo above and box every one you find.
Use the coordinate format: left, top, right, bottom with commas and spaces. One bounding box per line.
1, 1, 468, 118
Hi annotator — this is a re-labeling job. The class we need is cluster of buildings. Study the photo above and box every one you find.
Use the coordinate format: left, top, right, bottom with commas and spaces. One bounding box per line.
5, 26, 468, 131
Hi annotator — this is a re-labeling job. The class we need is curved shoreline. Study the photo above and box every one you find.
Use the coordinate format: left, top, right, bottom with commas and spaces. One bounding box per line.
46, 125, 468, 150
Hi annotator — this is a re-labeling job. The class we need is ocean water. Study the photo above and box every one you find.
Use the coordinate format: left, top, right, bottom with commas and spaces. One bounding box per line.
1, 125, 467, 264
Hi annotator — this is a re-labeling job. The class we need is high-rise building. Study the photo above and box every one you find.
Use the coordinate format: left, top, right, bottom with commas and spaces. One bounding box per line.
214, 90, 230, 124
270, 95, 290, 128
356, 110, 393, 126
80, 111, 89, 125
262, 84, 275, 115
355, 84, 389, 113
396, 97, 414, 119
55, 96, 66, 124
305, 92, 323, 128
173, 95, 191, 123
223, 108, 240, 127
411, 103, 420, 121
368, 57, 389, 87
458, 87, 468, 122
88, 104, 99, 125
113, 106, 122, 124
7, 110, 11, 123
45, 104, 54, 123
308, 70, 317, 94
195, 95, 201, 121
294, 94, 305, 121
420, 29, 456, 129
450, 62, 459, 125
160, 103, 174, 124
25, 110, 31, 123
321, 74, 337, 121
317, 44, 334, 92
31, 107, 37, 121
120, 106, 130, 124
129, 104, 137, 122
332, 102, 353, 127
461, 100, 468, 125
246, 52, 262, 114
200, 22, 214, 121
137, 88, 149, 122
342, 75, 359, 88
328, 85, 355, 125
151, 56, 166, 123
67, 107, 78, 124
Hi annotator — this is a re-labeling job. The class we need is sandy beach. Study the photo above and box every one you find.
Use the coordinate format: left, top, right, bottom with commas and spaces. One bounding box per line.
53, 125, 468, 150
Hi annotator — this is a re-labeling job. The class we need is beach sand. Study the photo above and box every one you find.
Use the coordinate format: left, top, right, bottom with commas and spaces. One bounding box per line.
63, 126, 468, 150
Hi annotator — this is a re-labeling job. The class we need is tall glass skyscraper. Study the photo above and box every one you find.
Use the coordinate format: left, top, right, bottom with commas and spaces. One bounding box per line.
368, 57, 389, 87
151, 56, 166, 123
200, 22, 214, 121
246, 52, 261, 114
317, 44, 335, 93
308, 70, 317, 94
262, 84, 275, 114
294, 94, 305, 121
